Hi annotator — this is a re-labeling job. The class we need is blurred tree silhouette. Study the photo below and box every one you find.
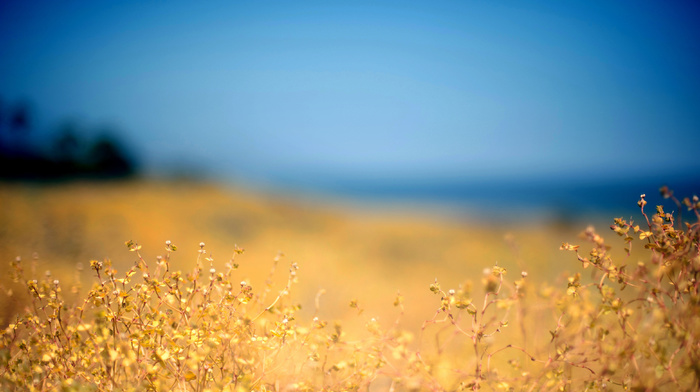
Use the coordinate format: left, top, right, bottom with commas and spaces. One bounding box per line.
9, 103, 30, 135
52, 122, 81, 162
87, 133, 135, 177
0, 96, 138, 180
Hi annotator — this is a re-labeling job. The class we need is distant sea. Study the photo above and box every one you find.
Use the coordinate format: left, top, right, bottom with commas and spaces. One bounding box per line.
231, 170, 700, 225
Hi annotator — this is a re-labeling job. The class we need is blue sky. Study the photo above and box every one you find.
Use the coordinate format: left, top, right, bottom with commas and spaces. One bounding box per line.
1, 0, 699, 185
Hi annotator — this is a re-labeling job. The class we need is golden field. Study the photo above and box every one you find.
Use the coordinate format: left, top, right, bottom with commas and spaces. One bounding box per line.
0, 179, 583, 327
1, 179, 697, 391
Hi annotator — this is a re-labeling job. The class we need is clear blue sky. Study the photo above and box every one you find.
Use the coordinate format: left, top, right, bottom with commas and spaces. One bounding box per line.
1, 0, 699, 184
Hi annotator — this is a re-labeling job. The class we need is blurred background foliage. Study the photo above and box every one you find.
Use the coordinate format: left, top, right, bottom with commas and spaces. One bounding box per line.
0, 98, 137, 180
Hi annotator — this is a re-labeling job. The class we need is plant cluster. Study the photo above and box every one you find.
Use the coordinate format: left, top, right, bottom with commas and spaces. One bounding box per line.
552, 190, 700, 390
0, 188, 698, 391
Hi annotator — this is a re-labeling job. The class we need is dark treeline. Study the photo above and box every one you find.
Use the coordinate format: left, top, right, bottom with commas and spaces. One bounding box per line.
0, 98, 138, 180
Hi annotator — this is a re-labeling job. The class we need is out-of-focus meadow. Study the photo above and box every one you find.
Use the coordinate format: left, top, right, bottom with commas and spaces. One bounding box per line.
3, 179, 700, 390
0, 179, 587, 331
